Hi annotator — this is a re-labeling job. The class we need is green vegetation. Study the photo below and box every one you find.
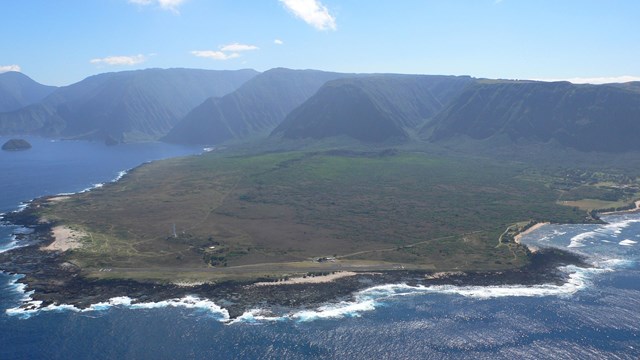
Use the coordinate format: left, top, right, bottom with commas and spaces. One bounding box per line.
40, 150, 591, 282
272, 75, 472, 143
425, 80, 640, 152
164, 68, 348, 145
528, 168, 640, 211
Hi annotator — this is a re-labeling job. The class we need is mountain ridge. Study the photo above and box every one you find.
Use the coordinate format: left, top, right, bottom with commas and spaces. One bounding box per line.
0, 72, 57, 112
0, 68, 258, 141
163, 68, 351, 145
424, 80, 640, 152
271, 75, 473, 142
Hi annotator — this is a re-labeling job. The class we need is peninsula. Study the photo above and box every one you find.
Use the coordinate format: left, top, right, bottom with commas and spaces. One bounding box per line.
2, 67, 640, 318
0, 148, 614, 317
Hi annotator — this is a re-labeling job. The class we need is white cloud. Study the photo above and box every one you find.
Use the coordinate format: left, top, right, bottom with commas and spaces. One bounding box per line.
128, 0, 186, 13
192, 43, 257, 61
220, 43, 259, 52
90, 54, 147, 66
534, 76, 640, 85
280, 0, 336, 31
274, 39, 284, 45
190, 50, 240, 60
0, 64, 21, 73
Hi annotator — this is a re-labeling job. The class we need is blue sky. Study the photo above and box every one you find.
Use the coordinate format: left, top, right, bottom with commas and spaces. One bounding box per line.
1, 0, 639, 86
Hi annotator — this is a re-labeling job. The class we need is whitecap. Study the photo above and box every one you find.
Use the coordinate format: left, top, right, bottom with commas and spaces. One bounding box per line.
128, 295, 229, 319
14, 202, 30, 213
0, 226, 36, 253
272, 266, 600, 324
227, 309, 285, 325
569, 231, 596, 247
596, 258, 635, 268
6, 294, 230, 320
2, 273, 32, 302
3, 264, 605, 322
290, 299, 377, 322
568, 218, 640, 247
0, 235, 19, 254
63, 169, 130, 196
113, 170, 128, 182
273, 265, 606, 324
619, 239, 638, 246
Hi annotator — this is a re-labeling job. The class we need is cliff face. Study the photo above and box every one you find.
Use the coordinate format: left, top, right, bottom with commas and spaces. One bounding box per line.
164, 68, 351, 145
425, 80, 640, 152
271, 75, 473, 142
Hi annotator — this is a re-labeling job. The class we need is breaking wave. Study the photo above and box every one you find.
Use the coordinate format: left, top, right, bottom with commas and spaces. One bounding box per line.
4, 210, 638, 325
0, 168, 133, 255
619, 239, 638, 246
0, 226, 33, 254
276, 263, 619, 323
2, 260, 626, 324
6, 295, 230, 321
569, 218, 640, 248
0, 234, 20, 254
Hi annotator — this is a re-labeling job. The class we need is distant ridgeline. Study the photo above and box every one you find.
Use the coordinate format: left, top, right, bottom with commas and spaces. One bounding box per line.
0, 71, 56, 113
1, 67, 640, 152
0, 68, 258, 143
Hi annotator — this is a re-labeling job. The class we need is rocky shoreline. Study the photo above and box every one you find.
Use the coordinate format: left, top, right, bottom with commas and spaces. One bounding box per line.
0, 199, 590, 319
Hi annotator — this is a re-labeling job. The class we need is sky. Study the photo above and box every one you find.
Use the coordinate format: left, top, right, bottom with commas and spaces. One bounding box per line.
1, 0, 639, 86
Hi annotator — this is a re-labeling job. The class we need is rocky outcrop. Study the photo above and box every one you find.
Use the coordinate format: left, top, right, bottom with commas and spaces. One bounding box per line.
2, 138, 32, 151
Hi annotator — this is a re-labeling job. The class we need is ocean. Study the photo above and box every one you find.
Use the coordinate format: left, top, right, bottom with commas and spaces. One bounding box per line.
1, 137, 638, 359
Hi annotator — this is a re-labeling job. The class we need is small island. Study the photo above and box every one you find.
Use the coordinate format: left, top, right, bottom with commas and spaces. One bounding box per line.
2, 138, 32, 151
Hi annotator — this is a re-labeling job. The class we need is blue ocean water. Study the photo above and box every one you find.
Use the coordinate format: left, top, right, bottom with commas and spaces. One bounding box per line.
1, 137, 639, 359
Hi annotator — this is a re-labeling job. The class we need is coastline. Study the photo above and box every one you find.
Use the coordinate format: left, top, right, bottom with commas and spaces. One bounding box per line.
251, 271, 360, 286
0, 199, 590, 320
598, 200, 640, 215
40, 225, 84, 252
514, 222, 550, 244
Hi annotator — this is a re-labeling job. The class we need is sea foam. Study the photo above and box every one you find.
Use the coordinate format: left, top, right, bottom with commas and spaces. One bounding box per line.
569, 218, 640, 248
0, 235, 19, 254
0, 226, 33, 253
6, 295, 230, 320
5, 259, 624, 323
254, 263, 613, 324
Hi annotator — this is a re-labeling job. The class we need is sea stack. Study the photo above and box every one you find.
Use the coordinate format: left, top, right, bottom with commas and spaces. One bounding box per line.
1, 138, 32, 151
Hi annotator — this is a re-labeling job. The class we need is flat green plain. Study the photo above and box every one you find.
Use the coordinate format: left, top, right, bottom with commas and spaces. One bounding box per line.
39, 150, 590, 282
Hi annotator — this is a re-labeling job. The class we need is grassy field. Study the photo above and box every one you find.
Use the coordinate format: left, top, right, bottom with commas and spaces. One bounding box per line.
39, 149, 590, 282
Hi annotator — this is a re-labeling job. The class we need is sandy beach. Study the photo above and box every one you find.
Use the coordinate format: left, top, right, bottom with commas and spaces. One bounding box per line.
514, 222, 550, 244
47, 196, 71, 203
41, 225, 85, 251
251, 271, 359, 287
